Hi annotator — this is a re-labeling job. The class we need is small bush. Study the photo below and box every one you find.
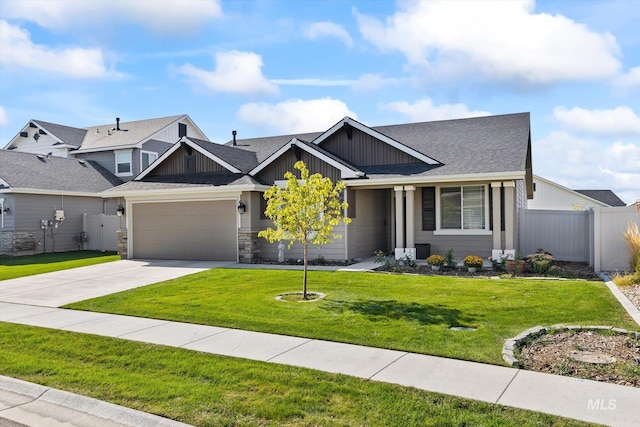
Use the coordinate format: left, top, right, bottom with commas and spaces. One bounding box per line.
623, 222, 640, 272
463, 255, 483, 268
527, 253, 555, 274
426, 254, 445, 266
444, 249, 457, 269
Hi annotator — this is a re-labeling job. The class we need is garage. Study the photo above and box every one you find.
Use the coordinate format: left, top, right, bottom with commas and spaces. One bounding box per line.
131, 200, 237, 260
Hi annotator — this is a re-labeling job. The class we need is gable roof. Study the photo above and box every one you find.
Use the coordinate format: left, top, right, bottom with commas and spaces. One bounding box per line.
32, 120, 87, 147
574, 189, 626, 207
187, 137, 258, 173
223, 131, 323, 163
0, 150, 122, 194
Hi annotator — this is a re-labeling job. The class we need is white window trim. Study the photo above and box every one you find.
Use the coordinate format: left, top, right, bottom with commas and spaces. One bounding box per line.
140, 150, 158, 171
115, 150, 133, 177
0, 197, 4, 229
434, 184, 491, 235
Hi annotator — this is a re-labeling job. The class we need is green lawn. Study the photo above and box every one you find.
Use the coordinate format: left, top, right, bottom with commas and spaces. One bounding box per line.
65, 268, 637, 365
0, 251, 119, 281
0, 322, 590, 426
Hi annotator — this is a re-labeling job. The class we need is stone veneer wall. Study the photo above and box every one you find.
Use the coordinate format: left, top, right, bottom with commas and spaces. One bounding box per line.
238, 231, 262, 263
1, 231, 36, 254
116, 229, 127, 259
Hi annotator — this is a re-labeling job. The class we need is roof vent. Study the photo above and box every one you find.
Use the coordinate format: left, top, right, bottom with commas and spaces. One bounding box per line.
36, 154, 45, 161
232, 130, 237, 146
20, 131, 28, 137
78, 160, 87, 166
116, 117, 120, 131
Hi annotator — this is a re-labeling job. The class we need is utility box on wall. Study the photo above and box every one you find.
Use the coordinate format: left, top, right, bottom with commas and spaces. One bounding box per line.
55, 210, 65, 221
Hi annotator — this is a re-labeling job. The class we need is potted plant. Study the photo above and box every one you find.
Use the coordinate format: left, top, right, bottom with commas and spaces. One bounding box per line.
463, 255, 483, 273
506, 252, 525, 274
426, 254, 446, 271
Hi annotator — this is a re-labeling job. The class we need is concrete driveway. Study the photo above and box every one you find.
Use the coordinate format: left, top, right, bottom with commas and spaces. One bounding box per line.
0, 259, 233, 307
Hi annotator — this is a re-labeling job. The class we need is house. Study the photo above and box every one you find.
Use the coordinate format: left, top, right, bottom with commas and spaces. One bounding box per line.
527, 175, 626, 210
0, 150, 123, 254
3, 115, 208, 181
105, 112, 533, 263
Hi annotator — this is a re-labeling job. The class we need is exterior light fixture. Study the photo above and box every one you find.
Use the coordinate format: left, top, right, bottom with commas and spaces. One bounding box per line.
237, 200, 246, 214
116, 204, 125, 216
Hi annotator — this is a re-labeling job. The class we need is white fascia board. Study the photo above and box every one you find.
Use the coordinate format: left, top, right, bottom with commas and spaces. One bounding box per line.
134, 139, 184, 180
343, 171, 527, 188
181, 115, 210, 141
73, 144, 140, 154
312, 117, 440, 166
3, 120, 65, 149
2, 188, 102, 197
0, 177, 10, 187
106, 184, 269, 200
248, 138, 363, 179
248, 139, 295, 176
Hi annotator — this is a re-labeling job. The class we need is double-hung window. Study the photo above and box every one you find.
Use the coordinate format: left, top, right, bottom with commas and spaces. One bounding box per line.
437, 185, 488, 233
140, 151, 158, 170
115, 150, 132, 177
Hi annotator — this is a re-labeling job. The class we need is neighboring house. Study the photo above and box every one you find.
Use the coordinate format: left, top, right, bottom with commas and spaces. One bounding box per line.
527, 175, 626, 210
105, 112, 533, 263
0, 150, 122, 254
3, 115, 208, 181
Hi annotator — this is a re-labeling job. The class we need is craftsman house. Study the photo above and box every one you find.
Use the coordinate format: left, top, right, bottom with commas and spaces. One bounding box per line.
105, 112, 533, 263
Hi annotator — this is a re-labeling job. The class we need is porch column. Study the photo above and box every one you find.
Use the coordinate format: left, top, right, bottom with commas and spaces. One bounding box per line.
503, 181, 515, 250
394, 186, 404, 249
491, 182, 502, 250
405, 186, 415, 249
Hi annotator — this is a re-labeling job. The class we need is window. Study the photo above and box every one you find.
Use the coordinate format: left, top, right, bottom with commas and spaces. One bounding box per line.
438, 185, 487, 231
115, 151, 132, 176
140, 151, 158, 170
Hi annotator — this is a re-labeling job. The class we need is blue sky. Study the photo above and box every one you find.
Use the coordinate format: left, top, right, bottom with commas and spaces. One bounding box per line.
1, 0, 639, 204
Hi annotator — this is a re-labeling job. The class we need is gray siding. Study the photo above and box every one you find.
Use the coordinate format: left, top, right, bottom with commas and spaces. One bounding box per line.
319, 127, 421, 166
148, 145, 227, 176
347, 189, 391, 259
13, 193, 108, 253
74, 151, 117, 176
1, 194, 16, 230
256, 149, 341, 184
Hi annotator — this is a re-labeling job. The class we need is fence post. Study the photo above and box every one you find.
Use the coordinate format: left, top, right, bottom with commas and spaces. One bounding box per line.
592, 206, 601, 272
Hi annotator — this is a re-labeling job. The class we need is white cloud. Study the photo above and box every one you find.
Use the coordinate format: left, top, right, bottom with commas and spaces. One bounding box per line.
0, 0, 222, 35
381, 98, 491, 122
613, 66, 640, 90
237, 98, 357, 134
303, 21, 353, 47
0, 20, 109, 78
0, 106, 8, 126
356, 0, 621, 84
177, 51, 278, 96
553, 106, 640, 136
352, 74, 406, 91
534, 131, 640, 204
271, 78, 356, 87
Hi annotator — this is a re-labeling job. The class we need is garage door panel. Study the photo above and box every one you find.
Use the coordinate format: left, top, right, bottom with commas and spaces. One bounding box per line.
132, 201, 236, 261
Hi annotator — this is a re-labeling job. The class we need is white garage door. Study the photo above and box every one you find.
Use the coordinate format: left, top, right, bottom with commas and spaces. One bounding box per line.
132, 200, 237, 260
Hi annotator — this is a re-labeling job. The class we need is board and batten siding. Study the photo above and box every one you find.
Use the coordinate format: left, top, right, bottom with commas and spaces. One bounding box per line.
148, 145, 227, 176
13, 194, 109, 253
347, 189, 391, 259
256, 149, 341, 184
9, 129, 72, 157
319, 127, 422, 166
152, 120, 207, 142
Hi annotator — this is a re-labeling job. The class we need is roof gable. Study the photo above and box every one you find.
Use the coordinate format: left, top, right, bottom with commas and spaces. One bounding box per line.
574, 189, 626, 207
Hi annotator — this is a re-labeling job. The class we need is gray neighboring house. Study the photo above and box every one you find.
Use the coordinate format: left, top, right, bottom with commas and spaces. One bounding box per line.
0, 150, 122, 254
3, 114, 209, 182
106, 112, 533, 262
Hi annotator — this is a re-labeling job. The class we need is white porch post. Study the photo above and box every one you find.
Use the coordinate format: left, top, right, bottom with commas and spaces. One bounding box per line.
394, 186, 404, 249
405, 186, 415, 249
491, 182, 502, 250
503, 181, 515, 250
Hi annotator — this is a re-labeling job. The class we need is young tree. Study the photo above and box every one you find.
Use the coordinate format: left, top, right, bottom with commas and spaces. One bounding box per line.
259, 161, 351, 299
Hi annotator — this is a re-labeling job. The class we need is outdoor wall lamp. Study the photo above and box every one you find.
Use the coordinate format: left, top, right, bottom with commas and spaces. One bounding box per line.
3, 206, 10, 214
116, 204, 125, 216
237, 200, 246, 214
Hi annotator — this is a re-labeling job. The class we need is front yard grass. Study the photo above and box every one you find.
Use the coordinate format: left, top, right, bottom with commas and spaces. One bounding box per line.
0, 322, 590, 426
65, 268, 637, 365
0, 251, 119, 281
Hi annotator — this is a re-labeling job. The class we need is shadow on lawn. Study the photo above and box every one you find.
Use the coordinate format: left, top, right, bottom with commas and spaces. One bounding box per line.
322, 299, 475, 327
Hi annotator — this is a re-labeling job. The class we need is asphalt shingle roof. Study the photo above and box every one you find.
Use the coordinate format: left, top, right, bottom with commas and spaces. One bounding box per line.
223, 131, 323, 163
187, 137, 259, 173
103, 174, 260, 193
0, 150, 122, 193
32, 120, 87, 147
574, 189, 626, 207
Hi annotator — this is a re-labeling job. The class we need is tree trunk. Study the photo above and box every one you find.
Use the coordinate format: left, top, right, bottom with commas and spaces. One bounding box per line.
303, 240, 308, 299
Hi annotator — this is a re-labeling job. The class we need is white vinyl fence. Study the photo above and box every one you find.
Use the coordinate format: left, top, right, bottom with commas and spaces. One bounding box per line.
82, 214, 119, 252
519, 204, 640, 272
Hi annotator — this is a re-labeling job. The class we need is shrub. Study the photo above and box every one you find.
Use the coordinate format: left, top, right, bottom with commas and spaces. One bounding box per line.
444, 249, 457, 269
623, 221, 640, 272
426, 254, 445, 266
463, 255, 483, 268
527, 253, 555, 274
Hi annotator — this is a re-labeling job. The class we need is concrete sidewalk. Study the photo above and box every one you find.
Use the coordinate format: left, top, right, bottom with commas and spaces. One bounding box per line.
2, 302, 639, 427
1, 259, 639, 426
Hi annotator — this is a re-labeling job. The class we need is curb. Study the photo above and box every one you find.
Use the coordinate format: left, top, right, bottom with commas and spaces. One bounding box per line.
0, 376, 192, 427
599, 272, 640, 327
